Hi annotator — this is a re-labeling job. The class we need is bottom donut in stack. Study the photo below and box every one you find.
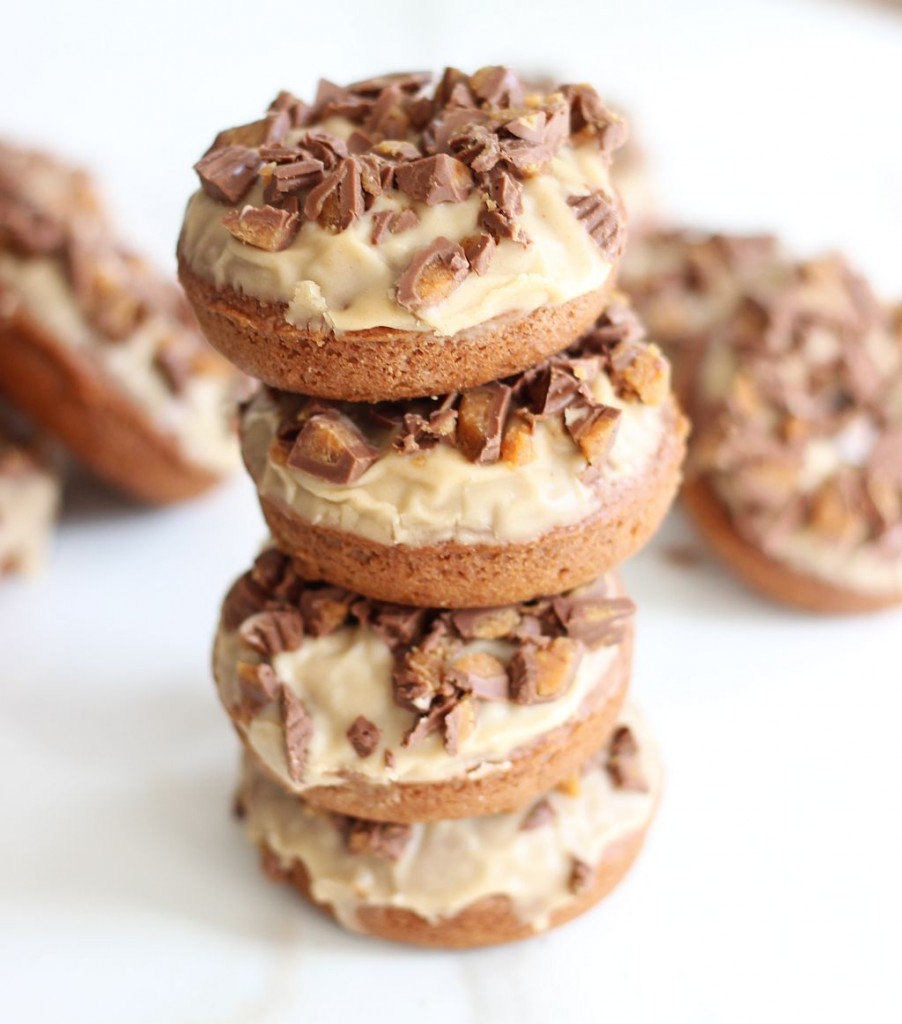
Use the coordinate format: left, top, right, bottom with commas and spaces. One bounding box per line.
235, 707, 659, 949
217, 548, 659, 946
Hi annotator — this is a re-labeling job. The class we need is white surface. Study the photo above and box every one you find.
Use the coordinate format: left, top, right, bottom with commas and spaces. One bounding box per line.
2, 1, 901, 1022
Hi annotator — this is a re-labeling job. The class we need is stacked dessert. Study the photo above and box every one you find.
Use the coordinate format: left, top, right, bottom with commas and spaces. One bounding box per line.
178, 67, 688, 947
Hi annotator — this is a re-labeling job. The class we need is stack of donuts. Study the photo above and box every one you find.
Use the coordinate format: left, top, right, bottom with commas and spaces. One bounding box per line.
178, 67, 688, 947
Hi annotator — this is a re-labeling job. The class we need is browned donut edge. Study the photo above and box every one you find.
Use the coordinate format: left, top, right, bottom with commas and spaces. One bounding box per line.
222, 623, 633, 823
682, 476, 902, 614
251, 398, 687, 608
177, 254, 616, 402
259, 825, 648, 949
0, 301, 224, 504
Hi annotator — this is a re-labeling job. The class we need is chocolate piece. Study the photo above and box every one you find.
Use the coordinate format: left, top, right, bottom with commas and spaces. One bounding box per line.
153, 341, 192, 394
499, 137, 555, 178
370, 210, 394, 245
221, 205, 300, 251
456, 382, 511, 463
280, 686, 313, 784
462, 232, 496, 275
194, 145, 261, 204
269, 90, 311, 127
222, 575, 269, 632
392, 400, 458, 454
251, 548, 295, 595
448, 651, 509, 701
509, 637, 581, 705
391, 208, 420, 233
287, 412, 378, 484
469, 66, 524, 107
527, 364, 581, 415
303, 158, 364, 231
563, 84, 627, 154
238, 609, 304, 656
568, 857, 593, 894
450, 606, 520, 640
606, 725, 648, 792
607, 342, 669, 404
367, 605, 429, 649
235, 661, 280, 720
478, 166, 526, 244
567, 190, 624, 259
372, 207, 420, 245
299, 586, 354, 637
564, 401, 621, 466
347, 715, 381, 758
396, 237, 469, 312
552, 594, 633, 648
393, 622, 460, 712
268, 158, 326, 198
394, 154, 473, 205
520, 798, 555, 831
344, 820, 412, 861
500, 415, 536, 466
210, 110, 290, 153
443, 696, 476, 755
298, 130, 348, 170
450, 124, 501, 173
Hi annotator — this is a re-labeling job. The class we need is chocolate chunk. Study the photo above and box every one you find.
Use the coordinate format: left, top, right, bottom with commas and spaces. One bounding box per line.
222, 574, 268, 632
478, 166, 526, 244
552, 594, 634, 648
367, 604, 429, 649
303, 158, 364, 231
194, 145, 261, 204
391, 208, 420, 233
372, 139, 423, 163
287, 412, 379, 484
280, 686, 313, 784
299, 586, 354, 637
210, 110, 290, 153
238, 609, 304, 656
568, 857, 593, 894
564, 401, 621, 466
235, 661, 280, 720
298, 130, 348, 170
607, 342, 670, 404
499, 137, 555, 178
393, 400, 458, 455
396, 237, 469, 312
563, 84, 627, 153
347, 715, 381, 758
392, 622, 459, 712
462, 232, 496, 275
344, 820, 412, 861
509, 637, 581, 704
501, 415, 536, 466
365, 83, 412, 139
468, 66, 524, 108
349, 71, 432, 96
450, 606, 521, 640
567, 190, 624, 259
394, 154, 473, 205
443, 696, 476, 755
370, 210, 394, 245
269, 90, 311, 128
268, 158, 326, 198
372, 207, 420, 245
221, 205, 300, 251
456, 382, 511, 463
520, 798, 556, 831
447, 651, 509, 701
450, 124, 501, 173
527, 364, 581, 415
251, 549, 295, 596
606, 725, 648, 792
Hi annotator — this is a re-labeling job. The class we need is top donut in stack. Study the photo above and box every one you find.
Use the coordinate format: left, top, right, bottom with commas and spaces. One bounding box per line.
177, 68, 632, 402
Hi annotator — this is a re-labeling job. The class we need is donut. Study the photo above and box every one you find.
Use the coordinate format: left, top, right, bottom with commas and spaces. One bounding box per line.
683, 250, 902, 611
214, 548, 636, 822
240, 297, 687, 607
0, 142, 246, 504
235, 705, 659, 948
177, 68, 629, 401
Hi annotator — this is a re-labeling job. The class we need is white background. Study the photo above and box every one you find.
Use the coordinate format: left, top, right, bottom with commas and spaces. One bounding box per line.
1, 1, 901, 1022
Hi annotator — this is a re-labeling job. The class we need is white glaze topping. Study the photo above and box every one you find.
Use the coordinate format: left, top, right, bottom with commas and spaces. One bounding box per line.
239, 704, 658, 931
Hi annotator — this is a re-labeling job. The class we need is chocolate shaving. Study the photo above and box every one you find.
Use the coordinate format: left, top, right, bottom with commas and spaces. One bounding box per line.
287, 411, 378, 484
210, 110, 290, 153
194, 145, 261, 204
346, 715, 381, 758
